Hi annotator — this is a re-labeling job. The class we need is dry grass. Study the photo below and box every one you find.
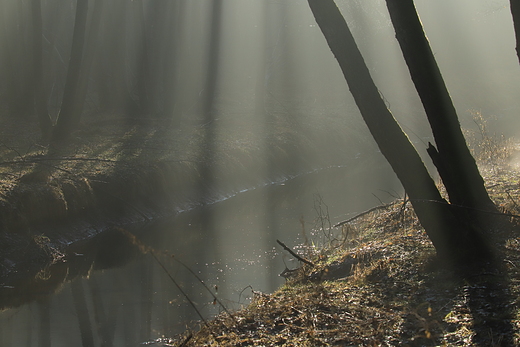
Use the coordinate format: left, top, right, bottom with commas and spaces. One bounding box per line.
2, 111, 520, 346
161, 141, 520, 346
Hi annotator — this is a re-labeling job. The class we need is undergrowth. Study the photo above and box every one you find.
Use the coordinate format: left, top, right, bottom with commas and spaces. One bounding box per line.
155, 114, 520, 347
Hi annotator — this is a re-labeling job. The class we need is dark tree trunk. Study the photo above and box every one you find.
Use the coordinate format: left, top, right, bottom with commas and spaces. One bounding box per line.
511, 0, 520, 64
133, 0, 151, 115
67, 0, 103, 131
385, 0, 496, 215
95, 0, 135, 114
307, 0, 492, 265
202, 0, 223, 122
1, 1, 33, 117
30, 0, 53, 140
71, 279, 95, 347
51, 0, 89, 144
197, 0, 223, 201
133, 0, 179, 117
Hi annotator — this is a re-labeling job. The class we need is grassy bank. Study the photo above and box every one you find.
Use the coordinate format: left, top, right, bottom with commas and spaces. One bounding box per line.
163, 142, 520, 346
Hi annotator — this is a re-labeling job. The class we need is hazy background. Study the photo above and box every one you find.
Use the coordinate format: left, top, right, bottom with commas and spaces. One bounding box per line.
0, 0, 519, 345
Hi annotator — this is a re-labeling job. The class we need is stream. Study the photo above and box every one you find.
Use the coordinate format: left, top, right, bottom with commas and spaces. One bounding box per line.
0, 156, 402, 346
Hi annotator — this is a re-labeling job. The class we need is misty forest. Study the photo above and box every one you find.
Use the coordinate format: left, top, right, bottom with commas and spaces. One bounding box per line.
1, 0, 520, 346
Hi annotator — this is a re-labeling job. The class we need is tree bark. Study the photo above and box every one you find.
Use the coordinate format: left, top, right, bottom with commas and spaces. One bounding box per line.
307, 0, 492, 264
51, 0, 89, 144
385, 0, 496, 215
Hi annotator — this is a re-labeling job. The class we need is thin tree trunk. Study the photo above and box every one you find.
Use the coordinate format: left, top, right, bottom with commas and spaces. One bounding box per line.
385, 0, 496, 214
70, 0, 103, 130
38, 298, 52, 347
51, 0, 89, 144
511, 0, 520, 64
133, 0, 151, 115
71, 279, 95, 347
1, 1, 32, 116
95, 0, 134, 114
31, 0, 53, 140
307, 0, 491, 264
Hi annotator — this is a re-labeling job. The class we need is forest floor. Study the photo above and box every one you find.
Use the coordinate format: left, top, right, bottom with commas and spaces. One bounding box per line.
161, 147, 520, 346
1, 112, 520, 345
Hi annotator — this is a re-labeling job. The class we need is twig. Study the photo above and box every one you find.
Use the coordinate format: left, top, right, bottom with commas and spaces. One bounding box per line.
1, 143, 24, 160
506, 189, 519, 211
0, 157, 196, 166
372, 193, 385, 205
410, 198, 520, 219
177, 331, 193, 347
0, 157, 118, 165
169, 253, 237, 324
396, 195, 409, 222
334, 201, 399, 227
150, 252, 215, 337
276, 240, 314, 266
117, 228, 235, 328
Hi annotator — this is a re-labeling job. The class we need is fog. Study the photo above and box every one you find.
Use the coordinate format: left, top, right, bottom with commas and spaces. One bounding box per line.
2, 1, 518, 135
1, 0, 519, 345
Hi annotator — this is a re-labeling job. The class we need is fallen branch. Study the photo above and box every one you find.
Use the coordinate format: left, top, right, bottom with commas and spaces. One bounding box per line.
276, 240, 314, 266
334, 201, 399, 227
0, 157, 197, 166
0, 157, 119, 165
410, 198, 520, 219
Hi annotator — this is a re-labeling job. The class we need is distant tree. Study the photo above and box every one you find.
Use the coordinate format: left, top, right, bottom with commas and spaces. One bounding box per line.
0, 1, 34, 117
511, 0, 520, 64
51, 0, 89, 143
30, 0, 53, 140
133, 0, 181, 119
307, 0, 494, 266
198, 0, 223, 199
201, 0, 223, 123
94, 0, 135, 114
68, 0, 103, 128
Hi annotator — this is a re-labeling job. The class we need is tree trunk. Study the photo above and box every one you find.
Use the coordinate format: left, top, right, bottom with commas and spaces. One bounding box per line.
51, 0, 89, 144
95, 0, 135, 114
511, 0, 520, 64
1, 1, 33, 117
71, 279, 95, 347
385, 0, 496, 215
307, 0, 492, 264
68, 0, 103, 131
30, 0, 53, 140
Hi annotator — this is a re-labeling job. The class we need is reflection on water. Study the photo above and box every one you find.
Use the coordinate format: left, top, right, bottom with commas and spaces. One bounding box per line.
0, 158, 401, 346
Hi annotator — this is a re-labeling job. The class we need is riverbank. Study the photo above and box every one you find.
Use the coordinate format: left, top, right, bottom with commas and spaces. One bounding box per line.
0, 111, 360, 306
165, 162, 520, 346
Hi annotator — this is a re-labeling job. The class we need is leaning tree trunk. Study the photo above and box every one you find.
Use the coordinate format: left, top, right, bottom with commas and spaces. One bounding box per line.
511, 0, 520, 64
385, 0, 496, 217
307, 0, 492, 264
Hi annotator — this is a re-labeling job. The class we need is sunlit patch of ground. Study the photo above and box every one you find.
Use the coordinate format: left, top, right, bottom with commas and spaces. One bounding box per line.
163, 139, 520, 346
